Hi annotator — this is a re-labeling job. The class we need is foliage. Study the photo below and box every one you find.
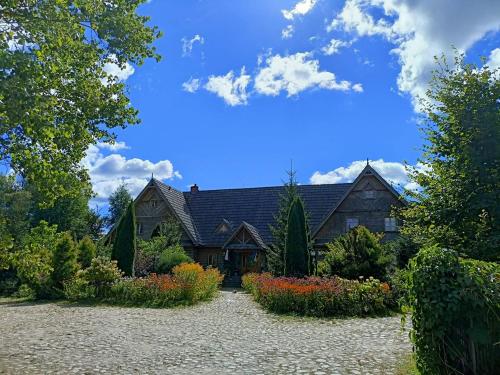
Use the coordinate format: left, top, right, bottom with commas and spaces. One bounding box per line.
399, 54, 500, 261
66, 262, 223, 307
9, 221, 59, 298
408, 245, 499, 374
77, 236, 97, 269
0, 175, 32, 246
319, 226, 392, 280
64, 257, 122, 300
242, 273, 394, 317
96, 240, 112, 260
1, 0, 161, 205
285, 197, 310, 277
52, 232, 79, 291
150, 216, 183, 247
108, 184, 133, 227
388, 268, 411, 308
111, 202, 136, 276
157, 245, 193, 274
384, 235, 420, 268
268, 167, 313, 276
135, 216, 184, 276
30, 184, 95, 240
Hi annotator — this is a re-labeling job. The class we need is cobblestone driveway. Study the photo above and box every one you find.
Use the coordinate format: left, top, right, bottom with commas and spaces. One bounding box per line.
0, 291, 410, 374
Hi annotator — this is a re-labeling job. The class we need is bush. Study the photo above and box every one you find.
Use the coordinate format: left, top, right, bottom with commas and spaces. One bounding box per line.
65, 262, 223, 308
64, 257, 122, 300
9, 221, 59, 299
52, 232, 79, 291
77, 236, 96, 269
157, 245, 193, 274
408, 245, 500, 375
319, 226, 393, 280
242, 273, 394, 317
107, 263, 222, 307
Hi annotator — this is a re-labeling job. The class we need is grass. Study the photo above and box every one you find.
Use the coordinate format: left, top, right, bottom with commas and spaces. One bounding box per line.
395, 354, 419, 375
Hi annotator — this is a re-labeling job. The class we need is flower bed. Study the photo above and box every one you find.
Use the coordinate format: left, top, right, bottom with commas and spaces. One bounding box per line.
65, 261, 223, 308
242, 273, 394, 317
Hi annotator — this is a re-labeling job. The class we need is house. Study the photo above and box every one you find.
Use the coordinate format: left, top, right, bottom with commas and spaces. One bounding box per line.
131, 163, 404, 278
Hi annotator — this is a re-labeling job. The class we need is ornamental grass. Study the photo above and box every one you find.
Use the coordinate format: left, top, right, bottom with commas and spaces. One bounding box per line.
242, 273, 394, 317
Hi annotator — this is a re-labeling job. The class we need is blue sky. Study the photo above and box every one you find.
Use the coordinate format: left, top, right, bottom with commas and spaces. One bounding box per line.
86, 0, 500, 204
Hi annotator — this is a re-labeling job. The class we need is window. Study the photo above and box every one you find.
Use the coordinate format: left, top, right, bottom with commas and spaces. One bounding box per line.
137, 223, 143, 235
150, 199, 158, 208
207, 254, 218, 267
346, 218, 359, 231
362, 190, 376, 199
385, 217, 398, 232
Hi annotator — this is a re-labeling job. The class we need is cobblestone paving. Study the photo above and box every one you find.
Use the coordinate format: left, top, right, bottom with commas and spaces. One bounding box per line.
0, 291, 411, 374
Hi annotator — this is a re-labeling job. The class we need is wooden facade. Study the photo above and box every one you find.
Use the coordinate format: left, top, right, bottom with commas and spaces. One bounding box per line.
128, 164, 403, 276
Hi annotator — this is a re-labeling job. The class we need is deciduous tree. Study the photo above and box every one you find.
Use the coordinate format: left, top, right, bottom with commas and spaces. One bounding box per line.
1, 0, 161, 205
400, 53, 500, 261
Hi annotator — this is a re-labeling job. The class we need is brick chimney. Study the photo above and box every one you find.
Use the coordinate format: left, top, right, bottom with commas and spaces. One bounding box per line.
190, 184, 199, 193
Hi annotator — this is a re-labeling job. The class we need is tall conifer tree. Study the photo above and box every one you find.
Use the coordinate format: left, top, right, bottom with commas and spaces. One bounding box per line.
285, 198, 310, 277
111, 202, 136, 276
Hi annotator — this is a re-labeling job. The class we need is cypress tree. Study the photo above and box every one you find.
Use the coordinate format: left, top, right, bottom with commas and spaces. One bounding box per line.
52, 232, 79, 289
77, 235, 97, 269
111, 202, 136, 276
285, 198, 310, 277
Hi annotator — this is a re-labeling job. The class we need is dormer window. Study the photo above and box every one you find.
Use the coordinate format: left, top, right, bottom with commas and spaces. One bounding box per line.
215, 219, 232, 234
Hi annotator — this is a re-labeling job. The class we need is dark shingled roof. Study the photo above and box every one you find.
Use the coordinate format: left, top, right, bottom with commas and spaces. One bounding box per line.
152, 181, 351, 247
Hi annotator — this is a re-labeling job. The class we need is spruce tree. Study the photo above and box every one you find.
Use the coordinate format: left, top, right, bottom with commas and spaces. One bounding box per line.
52, 232, 79, 290
268, 167, 300, 276
77, 236, 97, 269
285, 198, 310, 277
111, 202, 136, 276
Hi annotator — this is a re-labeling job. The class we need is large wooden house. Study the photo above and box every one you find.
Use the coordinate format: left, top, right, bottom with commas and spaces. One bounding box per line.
131, 164, 404, 278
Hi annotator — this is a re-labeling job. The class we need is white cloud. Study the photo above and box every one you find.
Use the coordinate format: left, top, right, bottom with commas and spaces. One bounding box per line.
204, 67, 251, 106
102, 54, 135, 82
322, 38, 351, 55
352, 83, 364, 92
254, 52, 361, 96
95, 141, 130, 152
486, 48, 500, 70
83, 142, 181, 202
182, 77, 201, 93
182, 34, 204, 57
328, 0, 500, 110
310, 159, 427, 191
282, 0, 318, 21
282, 25, 295, 39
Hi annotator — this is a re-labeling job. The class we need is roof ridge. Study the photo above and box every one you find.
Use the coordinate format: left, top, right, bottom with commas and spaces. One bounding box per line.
182, 182, 352, 194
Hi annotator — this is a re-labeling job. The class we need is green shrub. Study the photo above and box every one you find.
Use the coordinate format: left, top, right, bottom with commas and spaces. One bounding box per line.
243, 273, 394, 317
388, 268, 410, 308
319, 226, 393, 280
157, 245, 193, 274
408, 245, 500, 374
111, 202, 136, 276
52, 232, 79, 291
9, 221, 59, 299
77, 236, 96, 268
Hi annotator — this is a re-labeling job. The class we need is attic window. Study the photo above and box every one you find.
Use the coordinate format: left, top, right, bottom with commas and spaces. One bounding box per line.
346, 218, 359, 231
362, 190, 376, 199
150, 199, 158, 208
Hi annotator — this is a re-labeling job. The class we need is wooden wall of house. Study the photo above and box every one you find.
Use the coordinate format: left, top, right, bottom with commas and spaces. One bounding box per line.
315, 175, 403, 245
195, 248, 225, 269
134, 186, 192, 246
